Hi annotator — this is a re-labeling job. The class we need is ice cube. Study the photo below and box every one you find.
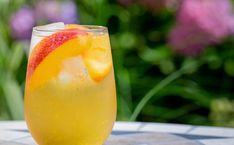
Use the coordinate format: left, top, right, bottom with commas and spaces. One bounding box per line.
62, 57, 89, 81
58, 71, 73, 84
36, 22, 65, 31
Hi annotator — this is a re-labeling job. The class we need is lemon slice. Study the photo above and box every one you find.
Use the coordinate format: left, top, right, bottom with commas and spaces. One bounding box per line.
83, 34, 112, 82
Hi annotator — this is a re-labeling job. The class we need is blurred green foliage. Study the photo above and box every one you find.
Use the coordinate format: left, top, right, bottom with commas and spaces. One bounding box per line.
0, 0, 234, 127
0, 0, 26, 120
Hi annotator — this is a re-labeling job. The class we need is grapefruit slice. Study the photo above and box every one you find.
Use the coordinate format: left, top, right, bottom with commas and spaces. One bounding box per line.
27, 30, 85, 79
27, 30, 88, 91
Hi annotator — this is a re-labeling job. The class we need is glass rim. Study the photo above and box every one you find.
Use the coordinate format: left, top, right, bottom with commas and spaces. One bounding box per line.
33, 25, 108, 34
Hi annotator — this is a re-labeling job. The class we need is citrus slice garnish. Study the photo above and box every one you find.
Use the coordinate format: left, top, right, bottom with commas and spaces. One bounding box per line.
27, 29, 88, 91
83, 34, 112, 82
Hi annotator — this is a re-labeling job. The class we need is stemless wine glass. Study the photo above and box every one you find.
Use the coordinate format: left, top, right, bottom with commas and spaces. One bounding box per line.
24, 23, 116, 145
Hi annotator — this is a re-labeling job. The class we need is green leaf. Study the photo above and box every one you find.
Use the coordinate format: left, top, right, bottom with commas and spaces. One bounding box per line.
119, 32, 136, 49
8, 42, 24, 72
140, 46, 171, 64
116, 68, 133, 120
224, 59, 234, 76
130, 69, 183, 121
159, 59, 175, 74
3, 78, 24, 120
0, 33, 8, 59
181, 58, 199, 74
130, 59, 204, 121
157, 84, 212, 108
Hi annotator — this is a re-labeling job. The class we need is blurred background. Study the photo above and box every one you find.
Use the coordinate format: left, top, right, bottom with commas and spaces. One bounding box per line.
0, 0, 234, 127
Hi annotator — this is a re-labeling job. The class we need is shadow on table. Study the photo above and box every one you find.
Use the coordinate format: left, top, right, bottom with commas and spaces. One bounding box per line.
5, 129, 231, 145
111, 131, 230, 140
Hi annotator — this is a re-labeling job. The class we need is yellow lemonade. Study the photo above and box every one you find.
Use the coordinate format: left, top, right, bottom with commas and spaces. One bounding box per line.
24, 23, 116, 145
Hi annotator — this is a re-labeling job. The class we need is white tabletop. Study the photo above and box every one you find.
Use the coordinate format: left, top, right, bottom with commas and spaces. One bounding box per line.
0, 121, 234, 145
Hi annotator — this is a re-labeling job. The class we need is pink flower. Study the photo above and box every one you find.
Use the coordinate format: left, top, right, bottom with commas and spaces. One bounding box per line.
168, 0, 234, 56
118, 0, 181, 12
35, 0, 78, 24
10, 7, 36, 40
10, 1, 79, 40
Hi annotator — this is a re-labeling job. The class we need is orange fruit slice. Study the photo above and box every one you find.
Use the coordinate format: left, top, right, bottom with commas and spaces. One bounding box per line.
27, 29, 88, 91
83, 34, 112, 82
27, 30, 81, 79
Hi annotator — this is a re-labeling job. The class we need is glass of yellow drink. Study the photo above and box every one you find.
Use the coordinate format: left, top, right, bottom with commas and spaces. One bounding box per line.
24, 23, 116, 145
